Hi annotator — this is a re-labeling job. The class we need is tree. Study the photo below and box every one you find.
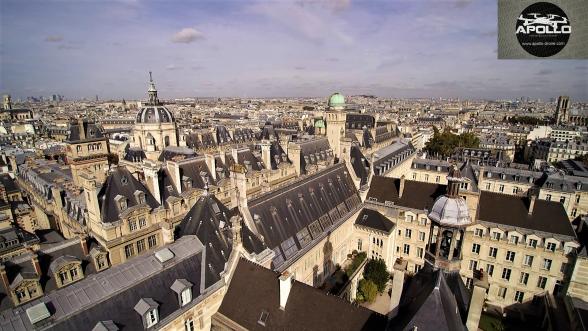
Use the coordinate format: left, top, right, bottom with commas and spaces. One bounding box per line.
363, 259, 390, 293
424, 127, 480, 158
357, 279, 378, 303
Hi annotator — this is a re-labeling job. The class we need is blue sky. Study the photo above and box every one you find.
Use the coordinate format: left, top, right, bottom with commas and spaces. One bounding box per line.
1, 0, 586, 100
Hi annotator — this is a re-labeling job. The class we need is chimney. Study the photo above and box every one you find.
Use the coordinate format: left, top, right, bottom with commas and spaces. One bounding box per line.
230, 216, 242, 246
279, 271, 293, 310
399, 175, 406, 198
80, 236, 89, 256
0, 264, 10, 291
261, 141, 272, 170
205, 154, 217, 180
31, 253, 42, 276
466, 269, 489, 331
528, 195, 536, 215
388, 258, 407, 319
77, 119, 86, 140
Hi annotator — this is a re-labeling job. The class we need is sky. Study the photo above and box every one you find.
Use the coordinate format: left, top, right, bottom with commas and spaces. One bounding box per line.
0, 0, 586, 101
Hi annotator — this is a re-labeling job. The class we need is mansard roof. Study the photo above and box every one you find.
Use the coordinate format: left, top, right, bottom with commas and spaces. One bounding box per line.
0, 236, 209, 331
248, 163, 361, 269
217, 258, 388, 331
478, 191, 576, 238
97, 167, 160, 223
367, 176, 444, 211
355, 208, 394, 233
269, 141, 290, 170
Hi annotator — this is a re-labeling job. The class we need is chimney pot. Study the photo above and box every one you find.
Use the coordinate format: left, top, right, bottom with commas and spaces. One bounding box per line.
279, 271, 293, 310
0, 264, 10, 291
528, 195, 536, 215
399, 175, 406, 198
32, 254, 42, 276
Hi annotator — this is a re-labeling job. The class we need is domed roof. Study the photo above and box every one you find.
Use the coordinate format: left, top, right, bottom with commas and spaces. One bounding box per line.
328, 92, 345, 108
136, 106, 174, 124
428, 195, 471, 227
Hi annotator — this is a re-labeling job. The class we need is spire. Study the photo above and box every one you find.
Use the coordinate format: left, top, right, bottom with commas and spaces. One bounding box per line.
147, 71, 159, 105
446, 164, 464, 198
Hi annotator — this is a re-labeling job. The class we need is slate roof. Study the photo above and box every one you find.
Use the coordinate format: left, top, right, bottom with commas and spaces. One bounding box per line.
296, 137, 333, 174
478, 191, 576, 237
217, 258, 388, 331
157, 146, 196, 162
268, 141, 290, 170
0, 236, 208, 331
346, 114, 375, 129
367, 176, 576, 238
175, 194, 267, 288
355, 208, 394, 233
350, 145, 370, 185
97, 167, 160, 223
158, 168, 180, 203
248, 163, 361, 268
0, 238, 94, 311
123, 147, 146, 163
372, 140, 414, 175
66, 120, 105, 143
0, 174, 18, 194
390, 267, 468, 331
366, 176, 445, 211
178, 157, 217, 190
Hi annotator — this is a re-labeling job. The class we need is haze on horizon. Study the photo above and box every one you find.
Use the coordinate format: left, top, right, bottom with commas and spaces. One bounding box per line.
0, 0, 586, 101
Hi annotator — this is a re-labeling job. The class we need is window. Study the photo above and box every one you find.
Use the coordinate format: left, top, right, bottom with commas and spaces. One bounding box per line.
489, 247, 498, 258
509, 236, 519, 245
124, 244, 135, 259
70, 268, 78, 280
485, 183, 491, 190
146, 309, 159, 328
513, 187, 519, 194
406, 215, 414, 223
537, 276, 547, 289
506, 251, 515, 262
486, 264, 494, 277
139, 218, 147, 228
543, 259, 552, 271
501, 268, 511, 281
424, 174, 429, 181
472, 243, 480, 254
515, 291, 524, 303
357, 239, 362, 251
148, 235, 157, 249
561, 262, 569, 274
412, 173, 417, 180
435, 176, 440, 183
185, 319, 195, 331
129, 220, 137, 232
498, 287, 507, 299
59, 271, 68, 283
180, 289, 192, 306
419, 218, 427, 226
474, 228, 483, 237
405, 229, 412, 238
418, 231, 426, 241
492, 232, 501, 241
403, 244, 410, 255
466, 277, 473, 289
417, 247, 423, 258
15, 289, 26, 300
528, 239, 538, 248
137, 239, 146, 253
546, 194, 552, 201
523, 255, 534, 267
546, 242, 556, 252
499, 185, 504, 192
560, 196, 566, 204
519, 272, 529, 285
469, 260, 478, 271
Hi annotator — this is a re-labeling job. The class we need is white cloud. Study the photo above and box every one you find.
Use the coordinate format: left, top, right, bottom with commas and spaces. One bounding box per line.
45, 35, 63, 43
171, 28, 204, 43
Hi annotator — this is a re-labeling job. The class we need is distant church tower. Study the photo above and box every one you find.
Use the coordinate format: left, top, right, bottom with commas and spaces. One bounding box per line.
3, 95, 12, 110
325, 92, 347, 159
555, 96, 570, 125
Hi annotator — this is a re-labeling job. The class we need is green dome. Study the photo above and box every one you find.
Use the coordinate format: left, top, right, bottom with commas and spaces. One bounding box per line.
328, 92, 345, 108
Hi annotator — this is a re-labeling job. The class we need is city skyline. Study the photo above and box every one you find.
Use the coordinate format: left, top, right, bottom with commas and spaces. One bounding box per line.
1, 0, 587, 101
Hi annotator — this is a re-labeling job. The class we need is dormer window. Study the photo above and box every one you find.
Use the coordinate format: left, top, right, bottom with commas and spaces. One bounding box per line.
50, 256, 84, 288
134, 298, 159, 329
114, 195, 127, 212
134, 190, 146, 205
170, 279, 193, 307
